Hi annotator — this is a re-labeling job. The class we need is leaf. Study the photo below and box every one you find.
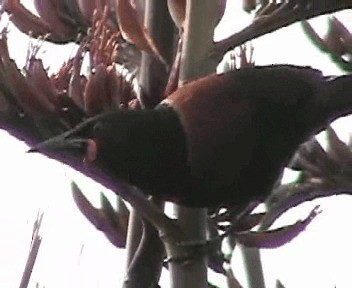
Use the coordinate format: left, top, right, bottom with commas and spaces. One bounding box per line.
2, 0, 51, 36
100, 192, 128, 248
64, 0, 89, 27
167, 0, 186, 28
77, 0, 98, 22
326, 126, 352, 164
236, 206, 320, 248
234, 212, 266, 231
25, 56, 58, 107
2, 0, 75, 43
71, 182, 127, 248
68, 40, 86, 108
34, 0, 76, 38
116, 0, 166, 64
71, 182, 104, 229
0, 37, 55, 116
116, 196, 130, 232
84, 64, 110, 115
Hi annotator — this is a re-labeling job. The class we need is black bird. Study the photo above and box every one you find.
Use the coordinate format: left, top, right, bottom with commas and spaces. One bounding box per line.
29, 65, 352, 208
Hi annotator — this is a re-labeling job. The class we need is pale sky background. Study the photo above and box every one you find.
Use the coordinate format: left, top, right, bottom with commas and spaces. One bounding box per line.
0, 1, 352, 288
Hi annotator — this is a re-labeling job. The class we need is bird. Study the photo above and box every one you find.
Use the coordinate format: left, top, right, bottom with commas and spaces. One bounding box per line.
28, 65, 352, 208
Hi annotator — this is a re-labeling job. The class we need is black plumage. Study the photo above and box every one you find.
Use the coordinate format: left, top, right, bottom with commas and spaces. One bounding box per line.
29, 65, 352, 207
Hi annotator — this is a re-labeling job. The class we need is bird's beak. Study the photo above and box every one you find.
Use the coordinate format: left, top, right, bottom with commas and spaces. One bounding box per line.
28, 133, 89, 154
28, 132, 98, 163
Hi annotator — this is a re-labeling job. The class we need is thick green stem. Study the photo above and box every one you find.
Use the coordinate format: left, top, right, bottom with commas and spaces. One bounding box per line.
124, 1, 175, 287
167, 207, 208, 288
241, 247, 266, 288
167, 0, 220, 287
179, 0, 219, 83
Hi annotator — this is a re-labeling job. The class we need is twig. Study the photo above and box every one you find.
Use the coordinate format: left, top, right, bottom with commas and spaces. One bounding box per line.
19, 212, 43, 288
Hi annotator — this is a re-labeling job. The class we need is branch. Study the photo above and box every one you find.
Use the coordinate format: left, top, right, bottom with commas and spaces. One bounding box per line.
213, 0, 352, 62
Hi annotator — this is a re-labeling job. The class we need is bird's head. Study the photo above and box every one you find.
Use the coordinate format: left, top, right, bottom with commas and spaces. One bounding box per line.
28, 111, 145, 170
28, 108, 183, 193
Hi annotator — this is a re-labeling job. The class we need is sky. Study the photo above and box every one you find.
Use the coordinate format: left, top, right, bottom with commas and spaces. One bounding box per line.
0, 1, 352, 288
